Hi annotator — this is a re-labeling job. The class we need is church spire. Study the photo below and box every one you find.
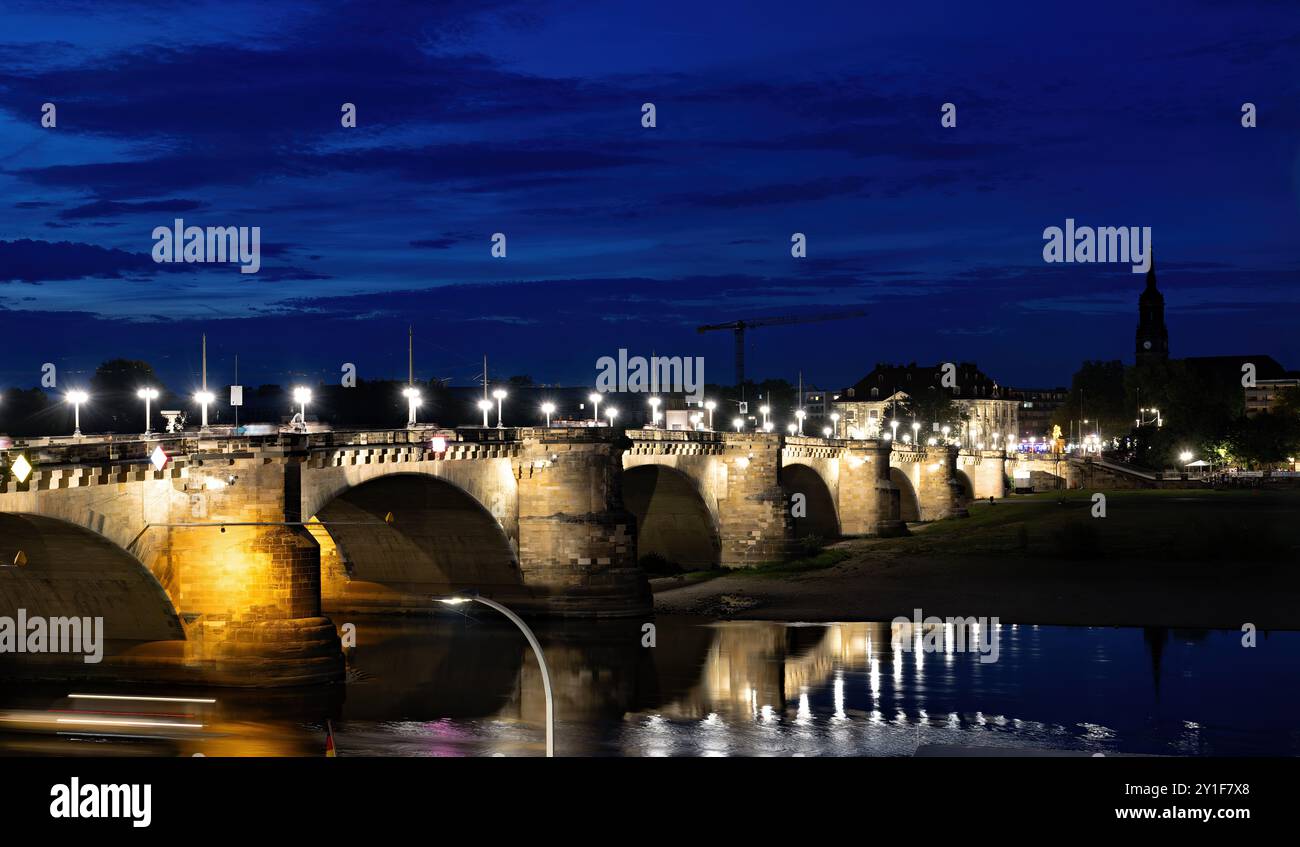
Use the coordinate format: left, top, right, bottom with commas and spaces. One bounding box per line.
1136, 252, 1168, 364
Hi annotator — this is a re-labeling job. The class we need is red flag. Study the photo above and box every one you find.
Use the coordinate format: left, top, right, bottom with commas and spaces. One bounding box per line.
325, 720, 337, 757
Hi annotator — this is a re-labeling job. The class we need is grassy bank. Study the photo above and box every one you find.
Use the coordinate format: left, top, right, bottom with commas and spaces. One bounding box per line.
874, 489, 1300, 564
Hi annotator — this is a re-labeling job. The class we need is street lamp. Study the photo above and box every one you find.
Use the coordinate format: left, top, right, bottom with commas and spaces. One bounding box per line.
606, 407, 618, 427
911, 421, 921, 444
291, 387, 311, 432
541, 402, 556, 427
195, 389, 216, 434
402, 386, 421, 428
477, 398, 492, 428
786, 423, 797, 435
588, 392, 601, 424
941, 425, 951, 443
1179, 450, 1193, 464
759, 405, 770, 428
648, 396, 661, 427
436, 594, 554, 757
733, 417, 744, 432
830, 412, 840, 437
763, 421, 773, 433
492, 388, 507, 428
137, 387, 159, 436
795, 409, 806, 435
66, 390, 88, 437
889, 419, 899, 442
823, 426, 833, 438
704, 400, 716, 430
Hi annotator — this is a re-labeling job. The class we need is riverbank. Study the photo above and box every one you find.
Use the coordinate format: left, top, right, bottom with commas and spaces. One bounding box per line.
653, 491, 1300, 629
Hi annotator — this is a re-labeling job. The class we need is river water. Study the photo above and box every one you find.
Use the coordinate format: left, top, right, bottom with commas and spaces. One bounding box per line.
1, 615, 1296, 756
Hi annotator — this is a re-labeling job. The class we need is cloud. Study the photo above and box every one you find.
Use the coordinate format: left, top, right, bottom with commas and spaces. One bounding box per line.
57, 198, 205, 219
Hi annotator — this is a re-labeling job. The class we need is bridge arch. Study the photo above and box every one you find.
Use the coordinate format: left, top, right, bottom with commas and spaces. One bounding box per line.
311, 473, 524, 613
0, 512, 184, 643
622, 464, 721, 571
779, 462, 840, 540
888, 468, 921, 522
954, 469, 975, 502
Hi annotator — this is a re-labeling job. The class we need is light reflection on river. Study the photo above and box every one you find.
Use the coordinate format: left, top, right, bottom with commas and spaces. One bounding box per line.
2, 615, 1297, 756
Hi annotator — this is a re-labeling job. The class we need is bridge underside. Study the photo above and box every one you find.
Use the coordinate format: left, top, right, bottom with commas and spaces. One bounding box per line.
0, 513, 184, 643
622, 465, 721, 571
780, 463, 840, 540
313, 474, 531, 613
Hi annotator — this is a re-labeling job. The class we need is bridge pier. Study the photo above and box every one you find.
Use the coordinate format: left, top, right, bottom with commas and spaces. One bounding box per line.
891, 445, 969, 522
716, 433, 791, 566
956, 450, 1008, 500
514, 429, 650, 616
165, 453, 343, 686
837, 441, 906, 536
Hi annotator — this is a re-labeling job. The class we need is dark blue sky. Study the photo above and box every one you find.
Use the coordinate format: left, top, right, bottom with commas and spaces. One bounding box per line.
1, 0, 1297, 396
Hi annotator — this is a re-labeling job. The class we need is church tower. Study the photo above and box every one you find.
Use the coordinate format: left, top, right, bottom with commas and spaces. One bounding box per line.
1136, 257, 1168, 365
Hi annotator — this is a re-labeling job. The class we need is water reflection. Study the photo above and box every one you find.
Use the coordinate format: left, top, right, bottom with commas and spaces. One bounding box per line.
2, 616, 1297, 756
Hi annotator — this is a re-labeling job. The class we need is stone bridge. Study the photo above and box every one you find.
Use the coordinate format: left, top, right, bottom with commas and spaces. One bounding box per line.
0, 427, 1000, 686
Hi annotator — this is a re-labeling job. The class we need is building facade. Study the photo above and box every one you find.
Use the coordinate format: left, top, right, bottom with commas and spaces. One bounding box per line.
832, 362, 1018, 448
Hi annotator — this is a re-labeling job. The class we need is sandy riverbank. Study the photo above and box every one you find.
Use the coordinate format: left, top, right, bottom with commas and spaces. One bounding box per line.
652, 540, 1300, 630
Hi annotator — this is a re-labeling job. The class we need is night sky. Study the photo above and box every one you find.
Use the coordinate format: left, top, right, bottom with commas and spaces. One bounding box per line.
1, 0, 1297, 397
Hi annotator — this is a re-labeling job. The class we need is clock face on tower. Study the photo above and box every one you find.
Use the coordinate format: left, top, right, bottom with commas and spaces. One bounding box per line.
1144, 341, 1152, 350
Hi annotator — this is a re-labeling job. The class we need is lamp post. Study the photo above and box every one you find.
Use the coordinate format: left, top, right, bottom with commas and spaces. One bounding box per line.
795, 409, 806, 435
137, 387, 159, 436
763, 421, 773, 433
911, 421, 921, 445
606, 407, 618, 427
588, 392, 601, 424
477, 398, 492, 428
492, 388, 507, 428
66, 390, 88, 437
436, 594, 554, 757
733, 417, 744, 432
541, 402, 555, 427
830, 412, 840, 438
759, 405, 770, 428
195, 390, 216, 434
648, 396, 661, 427
823, 426, 833, 438
786, 423, 797, 435
402, 386, 421, 428
889, 419, 899, 442
291, 387, 310, 432
704, 400, 716, 431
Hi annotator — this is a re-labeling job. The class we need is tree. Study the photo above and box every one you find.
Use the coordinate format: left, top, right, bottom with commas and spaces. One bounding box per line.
1052, 360, 1128, 439
0, 387, 54, 437
903, 385, 964, 430
87, 359, 168, 433
1223, 412, 1300, 468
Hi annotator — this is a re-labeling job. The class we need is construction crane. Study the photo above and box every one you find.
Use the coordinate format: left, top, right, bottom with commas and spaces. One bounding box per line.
697, 309, 869, 386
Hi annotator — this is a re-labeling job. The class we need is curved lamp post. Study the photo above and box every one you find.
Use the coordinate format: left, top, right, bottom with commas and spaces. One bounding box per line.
437, 594, 554, 757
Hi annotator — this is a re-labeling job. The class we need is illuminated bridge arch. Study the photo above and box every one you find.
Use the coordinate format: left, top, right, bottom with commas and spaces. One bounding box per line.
309, 473, 526, 614
0, 512, 184, 643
